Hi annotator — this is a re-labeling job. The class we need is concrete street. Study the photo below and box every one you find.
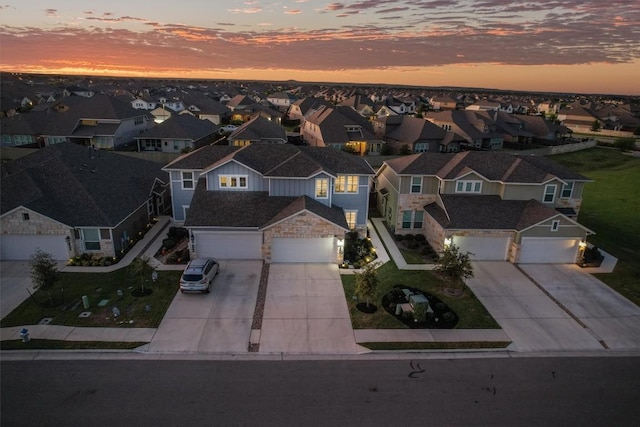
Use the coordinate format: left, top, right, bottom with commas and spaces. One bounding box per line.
2, 357, 639, 426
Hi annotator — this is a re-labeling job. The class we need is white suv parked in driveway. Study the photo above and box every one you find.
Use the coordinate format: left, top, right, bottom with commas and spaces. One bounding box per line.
179, 258, 220, 293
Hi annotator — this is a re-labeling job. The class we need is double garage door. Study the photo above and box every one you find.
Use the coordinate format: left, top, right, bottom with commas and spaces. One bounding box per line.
0, 235, 69, 261
271, 237, 336, 263
194, 232, 262, 260
519, 238, 581, 264
452, 236, 510, 261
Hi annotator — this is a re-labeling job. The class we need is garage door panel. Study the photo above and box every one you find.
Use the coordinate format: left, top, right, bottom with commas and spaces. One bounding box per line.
452, 236, 510, 261
0, 235, 69, 260
519, 238, 580, 264
195, 232, 262, 260
271, 238, 335, 263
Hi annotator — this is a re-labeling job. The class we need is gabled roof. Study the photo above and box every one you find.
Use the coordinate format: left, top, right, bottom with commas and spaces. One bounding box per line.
305, 105, 380, 144
386, 116, 447, 143
184, 184, 348, 230
228, 116, 287, 142
425, 195, 565, 231
1, 142, 167, 227
382, 151, 589, 183
136, 114, 218, 140
163, 144, 239, 170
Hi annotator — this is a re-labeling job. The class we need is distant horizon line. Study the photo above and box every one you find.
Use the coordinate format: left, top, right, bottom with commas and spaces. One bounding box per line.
3, 70, 638, 99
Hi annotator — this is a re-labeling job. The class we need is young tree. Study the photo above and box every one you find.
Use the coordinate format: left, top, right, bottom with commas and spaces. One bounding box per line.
434, 243, 474, 290
590, 120, 601, 132
30, 249, 59, 306
130, 256, 155, 295
354, 262, 379, 309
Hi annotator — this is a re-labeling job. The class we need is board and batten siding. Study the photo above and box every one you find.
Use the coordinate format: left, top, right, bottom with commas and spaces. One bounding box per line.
269, 173, 332, 207
517, 217, 587, 242
170, 170, 200, 222
205, 162, 268, 191
399, 175, 439, 194
332, 175, 370, 226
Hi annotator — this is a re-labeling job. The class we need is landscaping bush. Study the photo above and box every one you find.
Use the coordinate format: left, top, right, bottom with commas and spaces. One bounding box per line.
415, 234, 426, 242
162, 238, 176, 250
394, 234, 404, 241
379, 144, 393, 155
403, 234, 415, 241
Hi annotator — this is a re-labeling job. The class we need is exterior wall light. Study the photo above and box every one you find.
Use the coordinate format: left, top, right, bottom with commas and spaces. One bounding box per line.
444, 237, 452, 247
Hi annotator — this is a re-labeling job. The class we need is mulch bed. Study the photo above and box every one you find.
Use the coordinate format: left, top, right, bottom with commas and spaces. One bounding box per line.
382, 285, 459, 329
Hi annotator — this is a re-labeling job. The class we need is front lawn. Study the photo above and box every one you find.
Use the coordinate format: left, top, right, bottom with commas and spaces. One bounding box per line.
550, 148, 640, 306
341, 262, 499, 329
0, 266, 181, 329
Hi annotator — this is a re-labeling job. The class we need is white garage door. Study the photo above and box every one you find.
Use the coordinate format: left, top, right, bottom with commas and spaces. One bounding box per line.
519, 238, 580, 264
0, 235, 69, 261
194, 232, 262, 260
452, 236, 510, 261
271, 237, 336, 263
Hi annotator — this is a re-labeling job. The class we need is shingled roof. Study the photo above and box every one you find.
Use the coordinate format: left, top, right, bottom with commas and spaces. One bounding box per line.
425, 195, 561, 230
136, 114, 218, 140
1, 142, 167, 227
382, 151, 589, 183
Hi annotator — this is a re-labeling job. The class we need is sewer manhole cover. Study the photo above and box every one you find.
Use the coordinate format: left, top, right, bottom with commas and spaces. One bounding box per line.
78, 311, 92, 318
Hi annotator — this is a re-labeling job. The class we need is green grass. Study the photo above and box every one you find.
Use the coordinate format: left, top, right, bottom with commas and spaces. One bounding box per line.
361, 341, 511, 351
399, 248, 429, 264
0, 340, 147, 350
550, 148, 640, 305
342, 262, 500, 329
0, 267, 181, 329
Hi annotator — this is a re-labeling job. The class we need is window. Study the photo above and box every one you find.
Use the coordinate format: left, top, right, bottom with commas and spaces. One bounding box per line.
561, 182, 574, 199
82, 229, 101, 251
182, 206, 190, 221
181, 171, 194, 189
551, 220, 560, 232
345, 210, 357, 229
402, 211, 412, 229
543, 184, 557, 203
315, 178, 328, 198
335, 176, 358, 193
22, 213, 30, 221
413, 211, 424, 229
411, 177, 422, 194
414, 143, 429, 153
455, 180, 482, 194
134, 116, 144, 125
219, 175, 248, 189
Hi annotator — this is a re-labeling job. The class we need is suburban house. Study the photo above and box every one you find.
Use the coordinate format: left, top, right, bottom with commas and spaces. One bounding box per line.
425, 110, 504, 150
375, 116, 464, 153
301, 105, 385, 155
162, 143, 375, 263
0, 142, 170, 261
287, 97, 332, 123
227, 116, 287, 147
374, 151, 593, 264
134, 114, 220, 153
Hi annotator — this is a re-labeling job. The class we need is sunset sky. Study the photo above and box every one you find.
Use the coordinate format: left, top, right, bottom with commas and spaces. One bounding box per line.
1, 0, 639, 95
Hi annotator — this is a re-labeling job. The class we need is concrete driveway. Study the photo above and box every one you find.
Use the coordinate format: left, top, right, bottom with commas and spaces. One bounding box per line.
259, 263, 359, 354
1, 261, 34, 320
467, 262, 603, 352
521, 264, 640, 350
148, 260, 262, 353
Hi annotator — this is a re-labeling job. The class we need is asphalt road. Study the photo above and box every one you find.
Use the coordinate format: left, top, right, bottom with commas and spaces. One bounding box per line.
2, 356, 639, 426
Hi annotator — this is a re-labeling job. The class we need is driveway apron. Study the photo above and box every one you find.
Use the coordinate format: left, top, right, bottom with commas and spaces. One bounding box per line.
0, 261, 41, 320
260, 263, 358, 354
467, 262, 603, 352
521, 264, 640, 350
148, 260, 262, 353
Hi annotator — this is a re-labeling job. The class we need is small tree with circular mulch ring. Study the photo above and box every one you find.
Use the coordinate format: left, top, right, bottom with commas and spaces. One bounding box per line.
354, 262, 379, 313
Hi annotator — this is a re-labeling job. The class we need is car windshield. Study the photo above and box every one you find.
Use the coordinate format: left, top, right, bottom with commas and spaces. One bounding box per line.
182, 273, 203, 282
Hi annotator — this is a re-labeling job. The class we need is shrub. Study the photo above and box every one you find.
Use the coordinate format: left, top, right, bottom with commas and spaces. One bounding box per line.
394, 234, 404, 241
162, 238, 176, 250
414, 234, 426, 242
399, 144, 411, 155
379, 144, 393, 155
404, 234, 415, 241
614, 138, 636, 151
442, 311, 456, 323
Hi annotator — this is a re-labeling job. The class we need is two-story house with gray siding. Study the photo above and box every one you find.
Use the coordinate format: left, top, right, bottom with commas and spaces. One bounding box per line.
163, 143, 375, 264
375, 151, 593, 264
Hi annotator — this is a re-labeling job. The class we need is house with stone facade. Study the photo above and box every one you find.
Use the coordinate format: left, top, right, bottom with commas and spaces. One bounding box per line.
0, 142, 170, 261
374, 151, 593, 264
162, 143, 375, 263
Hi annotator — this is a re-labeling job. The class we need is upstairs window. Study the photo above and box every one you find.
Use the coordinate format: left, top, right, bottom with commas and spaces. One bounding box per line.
561, 182, 574, 199
219, 175, 248, 189
411, 177, 422, 194
551, 220, 560, 232
414, 143, 429, 153
455, 180, 482, 194
335, 176, 358, 193
181, 172, 194, 189
315, 178, 328, 199
543, 184, 557, 203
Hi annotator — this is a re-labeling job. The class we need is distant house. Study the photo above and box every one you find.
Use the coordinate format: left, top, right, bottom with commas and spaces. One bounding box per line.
377, 116, 461, 153
0, 143, 170, 261
425, 110, 503, 150
135, 114, 220, 153
430, 95, 460, 111
288, 97, 332, 122
267, 92, 297, 111
227, 116, 287, 147
162, 143, 375, 263
374, 151, 593, 264
301, 105, 385, 155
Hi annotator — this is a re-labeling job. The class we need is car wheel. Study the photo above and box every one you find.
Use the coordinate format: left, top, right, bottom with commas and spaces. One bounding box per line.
180, 289, 185, 294
204, 282, 211, 294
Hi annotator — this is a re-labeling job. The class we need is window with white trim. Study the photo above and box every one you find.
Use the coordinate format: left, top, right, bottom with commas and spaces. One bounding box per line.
182, 205, 190, 221
410, 177, 422, 194
315, 178, 328, 198
413, 211, 424, 228
414, 143, 429, 153
402, 210, 412, 229
551, 220, 560, 232
181, 171, 194, 189
335, 176, 358, 193
455, 180, 482, 194
82, 228, 101, 251
543, 184, 557, 203
219, 175, 248, 189
345, 210, 357, 229
561, 182, 574, 199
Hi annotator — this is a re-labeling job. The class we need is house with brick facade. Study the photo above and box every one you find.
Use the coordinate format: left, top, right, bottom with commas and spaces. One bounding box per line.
0, 142, 170, 261
163, 143, 375, 263
374, 151, 593, 264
